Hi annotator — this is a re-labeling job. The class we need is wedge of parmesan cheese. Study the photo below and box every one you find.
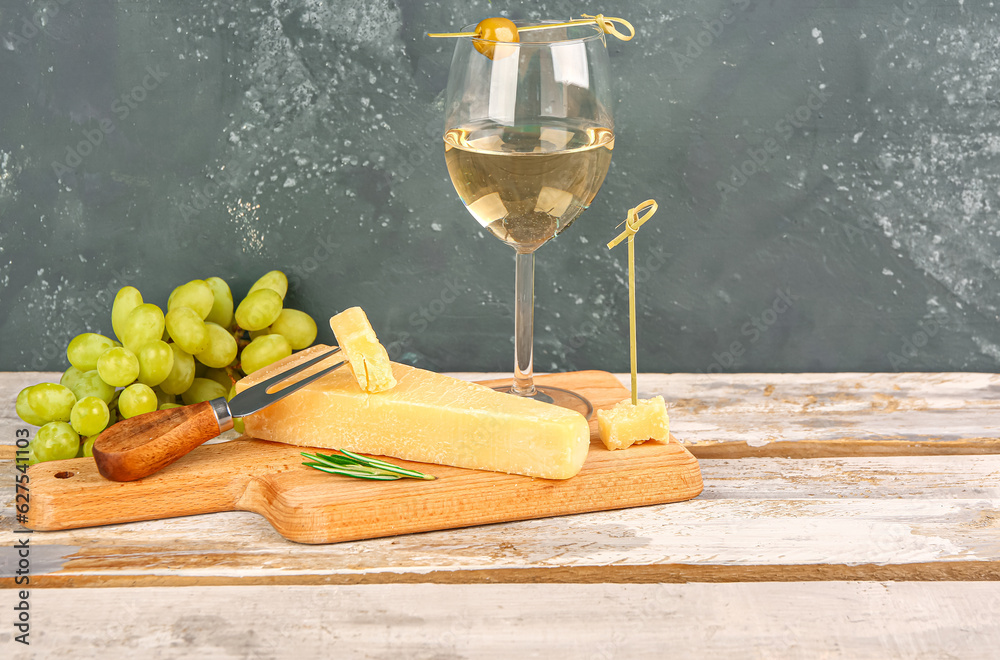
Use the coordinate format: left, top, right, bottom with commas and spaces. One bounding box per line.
596, 396, 670, 450
237, 345, 591, 479
329, 306, 396, 393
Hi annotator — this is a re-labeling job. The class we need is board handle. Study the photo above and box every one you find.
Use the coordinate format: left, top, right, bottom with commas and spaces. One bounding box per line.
92, 399, 230, 482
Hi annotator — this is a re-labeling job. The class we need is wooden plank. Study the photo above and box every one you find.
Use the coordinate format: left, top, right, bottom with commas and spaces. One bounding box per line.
699, 455, 1000, 499
647, 372, 1000, 457
7, 372, 1000, 458
3, 456, 998, 586
2, 583, 998, 659
4, 371, 1000, 587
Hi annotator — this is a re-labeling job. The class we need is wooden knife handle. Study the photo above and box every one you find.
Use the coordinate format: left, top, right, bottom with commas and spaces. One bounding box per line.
92, 401, 225, 482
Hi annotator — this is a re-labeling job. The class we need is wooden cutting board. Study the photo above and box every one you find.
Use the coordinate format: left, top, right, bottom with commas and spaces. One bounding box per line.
25, 371, 702, 544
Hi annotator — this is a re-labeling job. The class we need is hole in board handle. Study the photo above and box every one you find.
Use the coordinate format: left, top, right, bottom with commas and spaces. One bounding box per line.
54, 471, 75, 479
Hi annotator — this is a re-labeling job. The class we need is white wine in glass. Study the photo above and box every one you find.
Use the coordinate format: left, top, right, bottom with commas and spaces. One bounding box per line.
445, 120, 614, 252
443, 20, 615, 416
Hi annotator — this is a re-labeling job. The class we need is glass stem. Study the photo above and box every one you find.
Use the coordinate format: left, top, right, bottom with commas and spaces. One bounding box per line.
512, 250, 536, 396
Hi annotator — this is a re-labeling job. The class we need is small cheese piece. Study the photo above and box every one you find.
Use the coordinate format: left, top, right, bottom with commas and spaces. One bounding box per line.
328, 306, 396, 393
596, 396, 670, 450
237, 345, 591, 479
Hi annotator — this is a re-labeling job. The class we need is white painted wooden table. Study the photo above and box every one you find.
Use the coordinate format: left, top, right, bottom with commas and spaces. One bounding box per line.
2, 371, 999, 659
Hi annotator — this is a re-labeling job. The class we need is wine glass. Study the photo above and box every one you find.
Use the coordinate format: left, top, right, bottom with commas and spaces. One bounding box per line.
443, 20, 614, 417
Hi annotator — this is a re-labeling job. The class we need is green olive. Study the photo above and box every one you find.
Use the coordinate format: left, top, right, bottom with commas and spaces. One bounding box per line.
474, 17, 519, 60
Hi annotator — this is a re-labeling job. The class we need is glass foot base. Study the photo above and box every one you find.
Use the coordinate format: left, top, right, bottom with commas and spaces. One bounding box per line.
494, 384, 594, 420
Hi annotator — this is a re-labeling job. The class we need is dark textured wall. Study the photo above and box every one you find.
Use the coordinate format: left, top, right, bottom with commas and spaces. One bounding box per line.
1, 0, 997, 374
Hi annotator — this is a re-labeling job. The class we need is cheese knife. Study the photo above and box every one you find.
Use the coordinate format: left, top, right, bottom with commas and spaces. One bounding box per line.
92, 347, 345, 481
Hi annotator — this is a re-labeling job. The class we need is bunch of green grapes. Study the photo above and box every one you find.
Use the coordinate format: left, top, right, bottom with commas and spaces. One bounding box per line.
17, 270, 318, 464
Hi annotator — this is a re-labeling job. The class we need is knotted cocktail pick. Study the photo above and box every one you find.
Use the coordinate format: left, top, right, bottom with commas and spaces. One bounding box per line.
428, 14, 635, 42
606, 199, 659, 405
597, 199, 670, 449
596, 199, 670, 451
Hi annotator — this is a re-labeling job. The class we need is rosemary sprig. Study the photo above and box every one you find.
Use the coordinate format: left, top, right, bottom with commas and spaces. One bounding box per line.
301, 449, 436, 481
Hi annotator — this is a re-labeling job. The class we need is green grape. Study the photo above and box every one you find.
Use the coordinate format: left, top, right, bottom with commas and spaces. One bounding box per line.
27, 383, 77, 423
195, 322, 238, 368
168, 280, 214, 319
122, 303, 165, 354
233, 418, 245, 434
181, 377, 228, 405
16, 387, 48, 426
112, 286, 143, 342
70, 370, 116, 404
269, 308, 318, 350
33, 422, 80, 462
165, 306, 210, 353
204, 367, 233, 392
67, 333, 117, 371
70, 396, 110, 436
119, 383, 158, 418
204, 276, 235, 327
96, 346, 140, 387
80, 435, 97, 458
137, 340, 175, 387
194, 360, 209, 378
59, 365, 87, 392
248, 270, 288, 299
234, 288, 283, 331
248, 328, 270, 339
241, 334, 291, 374
159, 343, 196, 395
159, 403, 184, 410
152, 386, 176, 407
